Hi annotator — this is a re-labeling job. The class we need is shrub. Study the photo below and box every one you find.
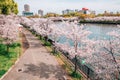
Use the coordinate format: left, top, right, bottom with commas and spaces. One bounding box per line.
71, 71, 82, 79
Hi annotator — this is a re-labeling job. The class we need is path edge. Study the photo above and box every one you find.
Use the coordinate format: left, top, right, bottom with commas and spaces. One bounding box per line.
0, 57, 20, 80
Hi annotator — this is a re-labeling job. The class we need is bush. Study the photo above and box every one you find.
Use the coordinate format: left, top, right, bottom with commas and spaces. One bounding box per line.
0, 70, 6, 77
9, 43, 21, 48
44, 41, 51, 46
0, 44, 7, 55
71, 71, 82, 79
0, 42, 20, 78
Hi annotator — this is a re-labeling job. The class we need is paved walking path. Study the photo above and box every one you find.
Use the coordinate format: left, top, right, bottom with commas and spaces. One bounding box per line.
1, 29, 65, 80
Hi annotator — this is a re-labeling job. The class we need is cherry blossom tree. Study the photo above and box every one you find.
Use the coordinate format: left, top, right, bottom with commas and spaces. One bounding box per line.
105, 25, 120, 79
18, 16, 120, 79
59, 20, 94, 74
0, 14, 19, 53
0, 16, 5, 43
84, 25, 120, 79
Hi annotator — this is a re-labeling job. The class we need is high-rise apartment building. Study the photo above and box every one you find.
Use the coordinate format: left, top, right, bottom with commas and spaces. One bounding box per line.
23, 4, 33, 16
24, 4, 30, 12
38, 9, 43, 16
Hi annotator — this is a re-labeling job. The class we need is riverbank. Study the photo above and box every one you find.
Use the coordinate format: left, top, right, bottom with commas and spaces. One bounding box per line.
80, 20, 120, 24
80, 16, 120, 24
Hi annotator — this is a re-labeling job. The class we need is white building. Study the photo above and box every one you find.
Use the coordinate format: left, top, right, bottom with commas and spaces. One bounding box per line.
62, 9, 74, 15
38, 9, 43, 16
24, 4, 30, 12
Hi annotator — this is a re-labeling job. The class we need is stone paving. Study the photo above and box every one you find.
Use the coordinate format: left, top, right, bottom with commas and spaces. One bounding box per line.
1, 29, 65, 80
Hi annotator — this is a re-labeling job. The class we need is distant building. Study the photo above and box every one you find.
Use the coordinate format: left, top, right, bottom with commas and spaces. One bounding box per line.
78, 10, 84, 14
62, 9, 74, 15
23, 4, 33, 16
110, 12, 113, 14
82, 8, 89, 14
24, 4, 30, 12
75, 9, 79, 12
104, 11, 109, 14
62, 8, 95, 15
116, 11, 119, 14
78, 8, 95, 15
22, 11, 33, 16
38, 9, 43, 16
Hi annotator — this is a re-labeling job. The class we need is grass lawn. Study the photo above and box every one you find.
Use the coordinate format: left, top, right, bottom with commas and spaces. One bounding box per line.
0, 43, 21, 78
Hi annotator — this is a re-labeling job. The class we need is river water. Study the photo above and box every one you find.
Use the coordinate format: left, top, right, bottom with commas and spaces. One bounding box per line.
85, 23, 118, 40
54, 23, 119, 45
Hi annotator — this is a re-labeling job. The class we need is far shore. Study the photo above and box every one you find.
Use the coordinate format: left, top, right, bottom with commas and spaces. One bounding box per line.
80, 16, 120, 24
80, 20, 120, 24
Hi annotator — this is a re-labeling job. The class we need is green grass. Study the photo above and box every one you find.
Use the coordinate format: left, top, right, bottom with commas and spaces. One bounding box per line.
71, 71, 82, 80
0, 43, 21, 78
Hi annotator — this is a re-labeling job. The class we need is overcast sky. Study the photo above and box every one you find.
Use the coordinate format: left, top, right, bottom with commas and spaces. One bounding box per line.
15, 0, 120, 15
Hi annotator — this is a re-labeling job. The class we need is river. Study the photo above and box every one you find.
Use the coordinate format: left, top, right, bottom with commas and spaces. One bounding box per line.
85, 23, 118, 40
53, 23, 119, 45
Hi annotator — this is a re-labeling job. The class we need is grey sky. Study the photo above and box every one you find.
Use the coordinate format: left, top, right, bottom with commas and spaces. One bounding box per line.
14, 0, 120, 15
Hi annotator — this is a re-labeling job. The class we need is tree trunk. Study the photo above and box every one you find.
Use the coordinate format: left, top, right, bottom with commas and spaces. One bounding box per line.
74, 55, 77, 73
53, 46, 56, 55
87, 66, 90, 80
45, 36, 48, 42
6, 44, 9, 53
39, 35, 42, 40
110, 49, 120, 79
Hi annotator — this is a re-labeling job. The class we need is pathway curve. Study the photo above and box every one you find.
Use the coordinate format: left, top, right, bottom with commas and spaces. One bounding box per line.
1, 28, 65, 80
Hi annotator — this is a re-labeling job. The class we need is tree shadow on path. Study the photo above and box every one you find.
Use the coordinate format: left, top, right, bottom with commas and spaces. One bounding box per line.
23, 62, 65, 79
